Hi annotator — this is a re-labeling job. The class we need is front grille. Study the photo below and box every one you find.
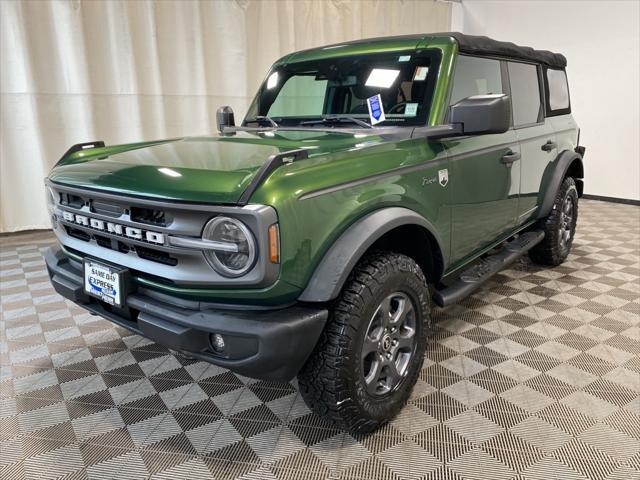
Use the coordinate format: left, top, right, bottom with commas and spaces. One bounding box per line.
65, 226, 90, 242
94, 234, 113, 250
63, 224, 177, 266
63, 245, 177, 287
131, 207, 167, 226
48, 181, 278, 287
91, 200, 124, 217
136, 246, 178, 266
60, 193, 84, 209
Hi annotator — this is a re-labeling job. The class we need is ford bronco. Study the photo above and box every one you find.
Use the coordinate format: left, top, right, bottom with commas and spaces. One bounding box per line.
45, 33, 584, 433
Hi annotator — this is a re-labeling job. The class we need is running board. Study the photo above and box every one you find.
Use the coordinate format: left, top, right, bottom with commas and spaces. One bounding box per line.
433, 230, 545, 308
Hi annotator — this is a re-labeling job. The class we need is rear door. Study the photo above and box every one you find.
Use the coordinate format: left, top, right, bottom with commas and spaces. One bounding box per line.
445, 55, 520, 266
507, 61, 558, 222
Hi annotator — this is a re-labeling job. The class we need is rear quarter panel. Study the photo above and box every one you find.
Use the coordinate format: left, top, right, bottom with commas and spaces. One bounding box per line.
541, 113, 580, 194
548, 114, 579, 153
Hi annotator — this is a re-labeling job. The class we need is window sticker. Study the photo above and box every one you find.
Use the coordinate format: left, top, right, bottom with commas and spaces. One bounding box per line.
398, 55, 411, 62
413, 66, 429, 81
365, 68, 400, 88
404, 103, 418, 117
367, 94, 386, 125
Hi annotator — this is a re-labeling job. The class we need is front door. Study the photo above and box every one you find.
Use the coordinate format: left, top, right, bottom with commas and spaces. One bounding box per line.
445, 55, 520, 266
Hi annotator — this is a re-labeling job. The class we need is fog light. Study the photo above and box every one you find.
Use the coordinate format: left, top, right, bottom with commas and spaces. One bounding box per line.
211, 333, 225, 353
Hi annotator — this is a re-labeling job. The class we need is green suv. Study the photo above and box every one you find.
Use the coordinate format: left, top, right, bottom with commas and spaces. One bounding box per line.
45, 33, 584, 433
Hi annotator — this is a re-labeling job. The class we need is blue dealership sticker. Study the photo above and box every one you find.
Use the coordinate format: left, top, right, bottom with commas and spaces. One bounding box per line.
367, 94, 386, 125
89, 276, 116, 297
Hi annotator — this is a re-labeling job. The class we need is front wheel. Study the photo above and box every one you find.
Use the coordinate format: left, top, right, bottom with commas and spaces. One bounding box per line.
529, 176, 579, 266
297, 252, 430, 433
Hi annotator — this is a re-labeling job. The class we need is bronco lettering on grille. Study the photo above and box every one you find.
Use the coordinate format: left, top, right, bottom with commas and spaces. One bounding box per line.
61, 211, 165, 245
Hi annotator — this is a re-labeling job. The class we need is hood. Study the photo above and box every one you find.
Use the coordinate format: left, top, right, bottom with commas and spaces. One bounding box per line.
48, 129, 403, 204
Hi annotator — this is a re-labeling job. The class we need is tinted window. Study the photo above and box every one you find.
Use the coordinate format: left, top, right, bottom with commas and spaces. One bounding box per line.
546, 68, 570, 111
450, 56, 503, 105
508, 62, 542, 126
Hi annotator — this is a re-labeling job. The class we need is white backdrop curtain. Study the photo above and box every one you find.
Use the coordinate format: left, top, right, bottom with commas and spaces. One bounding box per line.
0, 0, 451, 232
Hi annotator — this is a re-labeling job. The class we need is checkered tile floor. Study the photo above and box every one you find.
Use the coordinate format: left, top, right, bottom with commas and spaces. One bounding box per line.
1, 199, 639, 480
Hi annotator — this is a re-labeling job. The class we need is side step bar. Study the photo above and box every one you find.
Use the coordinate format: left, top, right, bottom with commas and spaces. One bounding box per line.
433, 230, 545, 308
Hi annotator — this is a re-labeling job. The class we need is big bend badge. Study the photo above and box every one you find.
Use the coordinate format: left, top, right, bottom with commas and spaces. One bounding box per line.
438, 169, 449, 187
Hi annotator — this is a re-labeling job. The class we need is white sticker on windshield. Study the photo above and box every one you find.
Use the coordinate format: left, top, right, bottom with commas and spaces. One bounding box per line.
404, 103, 418, 117
413, 66, 429, 81
367, 94, 386, 125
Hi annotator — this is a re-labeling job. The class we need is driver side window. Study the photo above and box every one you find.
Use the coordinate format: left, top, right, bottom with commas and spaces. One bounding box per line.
450, 56, 503, 105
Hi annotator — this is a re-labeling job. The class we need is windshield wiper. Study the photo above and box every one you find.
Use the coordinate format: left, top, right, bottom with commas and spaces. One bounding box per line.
301, 116, 373, 129
245, 115, 279, 128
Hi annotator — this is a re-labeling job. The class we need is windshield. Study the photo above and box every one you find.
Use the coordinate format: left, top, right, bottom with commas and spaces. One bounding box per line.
244, 49, 441, 128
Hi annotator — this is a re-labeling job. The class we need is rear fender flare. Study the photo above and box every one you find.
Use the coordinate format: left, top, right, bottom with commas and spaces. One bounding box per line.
537, 150, 584, 219
298, 207, 444, 303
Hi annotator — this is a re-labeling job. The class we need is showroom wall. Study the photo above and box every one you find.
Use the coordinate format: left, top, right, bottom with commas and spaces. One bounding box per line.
453, 0, 640, 202
2, 0, 638, 233
0, 0, 451, 232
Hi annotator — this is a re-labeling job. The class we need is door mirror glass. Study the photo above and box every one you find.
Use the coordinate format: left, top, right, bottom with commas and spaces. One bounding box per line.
450, 94, 511, 135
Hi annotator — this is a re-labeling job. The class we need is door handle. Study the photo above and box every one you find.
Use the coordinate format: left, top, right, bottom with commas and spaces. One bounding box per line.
501, 150, 521, 165
541, 140, 557, 152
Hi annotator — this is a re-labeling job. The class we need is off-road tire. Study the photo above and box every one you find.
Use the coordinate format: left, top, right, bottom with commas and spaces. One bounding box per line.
297, 251, 430, 434
529, 176, 579, 266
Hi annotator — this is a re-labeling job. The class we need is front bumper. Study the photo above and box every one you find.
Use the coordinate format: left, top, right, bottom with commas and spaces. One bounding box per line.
45, 246, 327, 381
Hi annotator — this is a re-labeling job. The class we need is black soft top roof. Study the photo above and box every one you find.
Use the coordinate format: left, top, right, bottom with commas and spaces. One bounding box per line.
437, 32, 566, 69
293, 32, 567, 69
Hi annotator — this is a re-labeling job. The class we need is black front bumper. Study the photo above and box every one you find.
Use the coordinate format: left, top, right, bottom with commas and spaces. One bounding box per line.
45, 246, 327, 381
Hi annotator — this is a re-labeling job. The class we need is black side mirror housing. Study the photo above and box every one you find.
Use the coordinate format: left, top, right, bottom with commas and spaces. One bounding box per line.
450, 94, 511, 135
216, 106, 235, 133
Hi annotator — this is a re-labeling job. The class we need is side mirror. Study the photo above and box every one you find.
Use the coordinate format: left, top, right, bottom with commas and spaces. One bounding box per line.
216, 106, 235, 133
449, 94, 511, 135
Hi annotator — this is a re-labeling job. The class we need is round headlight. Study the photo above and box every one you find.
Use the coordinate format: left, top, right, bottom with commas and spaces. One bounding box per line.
202, 217, 257, 277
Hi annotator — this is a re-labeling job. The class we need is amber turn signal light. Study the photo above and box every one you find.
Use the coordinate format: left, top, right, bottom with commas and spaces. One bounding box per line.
268, 224, 280, 263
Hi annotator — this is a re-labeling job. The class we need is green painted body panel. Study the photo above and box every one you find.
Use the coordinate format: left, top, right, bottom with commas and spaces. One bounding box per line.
48, 34, 579, 305
250, 135, 450, 290
50, 132, 391, 204
444, 130, 521, 267
275, 37, 425, 65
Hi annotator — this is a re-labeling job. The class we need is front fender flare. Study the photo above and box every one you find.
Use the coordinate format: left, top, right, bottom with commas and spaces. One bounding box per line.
537, 150, 584, 219
298, 207, 444, 303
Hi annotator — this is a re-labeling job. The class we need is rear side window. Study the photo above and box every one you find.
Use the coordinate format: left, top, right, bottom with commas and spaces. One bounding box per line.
507, 61, 542, 127
450, 56, 503, 105
545, 68, 571, 115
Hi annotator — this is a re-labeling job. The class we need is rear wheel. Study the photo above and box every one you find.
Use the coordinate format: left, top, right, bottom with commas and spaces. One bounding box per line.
529, 176, 579, 266
297, 251, 430, 433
